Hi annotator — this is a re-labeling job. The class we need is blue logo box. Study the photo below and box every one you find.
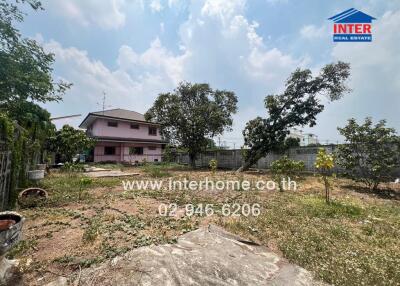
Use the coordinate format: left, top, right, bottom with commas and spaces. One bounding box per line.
333, 34, 372, 42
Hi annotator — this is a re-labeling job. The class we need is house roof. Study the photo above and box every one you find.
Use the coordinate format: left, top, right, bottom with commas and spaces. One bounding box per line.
328, 8, 376, 23
79, 108, 158, 128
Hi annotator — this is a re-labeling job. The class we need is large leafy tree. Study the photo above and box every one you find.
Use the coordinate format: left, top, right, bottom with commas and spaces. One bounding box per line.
145, 82, 238, 167
46, 125, 95, 163
0, 0, 71, 108
7, 101, 55, 161
0, 0, 71, 164
336, 118, 400, 190
239, 62, 350, 172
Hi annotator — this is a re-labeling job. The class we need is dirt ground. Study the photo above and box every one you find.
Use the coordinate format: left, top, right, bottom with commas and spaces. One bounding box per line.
8, 166, 400, 286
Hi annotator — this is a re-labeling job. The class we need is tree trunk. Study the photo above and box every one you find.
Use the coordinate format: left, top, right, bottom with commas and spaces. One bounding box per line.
324, 177, 330, 204
189, 153, 196, 169
236, 152, 260, 172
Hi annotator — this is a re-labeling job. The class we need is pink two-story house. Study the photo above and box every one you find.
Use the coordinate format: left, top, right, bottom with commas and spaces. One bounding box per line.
79, 109, 167, 163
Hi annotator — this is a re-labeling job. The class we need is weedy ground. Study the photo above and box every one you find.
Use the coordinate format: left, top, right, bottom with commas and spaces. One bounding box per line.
10, 163, 400, 286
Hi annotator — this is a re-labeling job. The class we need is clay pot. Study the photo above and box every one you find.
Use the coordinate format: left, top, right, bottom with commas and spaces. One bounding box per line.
18, 188, 48, 208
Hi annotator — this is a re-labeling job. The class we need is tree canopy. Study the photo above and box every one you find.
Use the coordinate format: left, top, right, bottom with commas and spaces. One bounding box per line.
239, 61, 350, 171
145, 82, 238, 167
46, 125, 95, 163
336, 118, 400, 190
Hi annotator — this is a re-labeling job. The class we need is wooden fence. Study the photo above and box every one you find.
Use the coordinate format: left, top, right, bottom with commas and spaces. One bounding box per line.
0, 142, 12, 211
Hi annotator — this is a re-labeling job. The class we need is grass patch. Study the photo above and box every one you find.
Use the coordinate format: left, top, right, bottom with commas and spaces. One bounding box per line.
35, 173, 121, 207
6, 239, 38, 259
141, 162, 188, 177
221, 192, 400, 286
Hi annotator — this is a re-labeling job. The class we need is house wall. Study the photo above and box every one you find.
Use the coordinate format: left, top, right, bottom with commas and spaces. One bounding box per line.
91, 118, 162, 140
94, 142, 162, 163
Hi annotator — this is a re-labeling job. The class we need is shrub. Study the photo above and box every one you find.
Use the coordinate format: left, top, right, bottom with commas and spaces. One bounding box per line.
209, 159, 218, 174
270, 156, 304, 191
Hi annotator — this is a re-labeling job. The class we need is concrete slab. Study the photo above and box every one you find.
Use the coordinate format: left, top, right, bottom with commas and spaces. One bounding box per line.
70, 225, 325, 285
84, 167, 112, 172
83, 170, 140, 178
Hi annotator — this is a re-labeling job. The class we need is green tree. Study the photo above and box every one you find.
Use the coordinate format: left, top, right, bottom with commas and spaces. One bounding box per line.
46, 125, 95, 163
336, 118, 400, 191
238, 62, 350, 172
0, 0, 71, 108
145, 82, 238, 168
7, 101, 55, 163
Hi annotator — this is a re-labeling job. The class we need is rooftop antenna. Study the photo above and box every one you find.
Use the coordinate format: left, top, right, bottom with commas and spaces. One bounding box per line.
97, 91, 112, 114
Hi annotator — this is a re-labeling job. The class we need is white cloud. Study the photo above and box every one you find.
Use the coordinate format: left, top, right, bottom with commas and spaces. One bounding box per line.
300, 24, 327, 39
179, 0, 303, 95
45, 0, 127, 29
150, 0, 163, 12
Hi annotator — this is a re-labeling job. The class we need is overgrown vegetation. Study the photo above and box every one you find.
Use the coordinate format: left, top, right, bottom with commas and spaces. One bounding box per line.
13, 168, 400, 286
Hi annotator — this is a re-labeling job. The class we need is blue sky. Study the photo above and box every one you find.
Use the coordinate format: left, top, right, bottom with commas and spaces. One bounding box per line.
17, 0, 400, 148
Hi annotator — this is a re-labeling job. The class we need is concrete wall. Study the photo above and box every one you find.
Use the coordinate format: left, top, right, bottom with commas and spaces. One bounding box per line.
175, 145, 337, 172
174, 145, 400, 177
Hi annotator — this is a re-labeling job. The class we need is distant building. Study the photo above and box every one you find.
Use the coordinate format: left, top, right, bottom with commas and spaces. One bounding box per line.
288, 128, 319, 146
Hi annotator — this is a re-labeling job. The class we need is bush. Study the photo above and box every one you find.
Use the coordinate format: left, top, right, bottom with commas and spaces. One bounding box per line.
270, 156, 304, 191
336, 118, 400, 190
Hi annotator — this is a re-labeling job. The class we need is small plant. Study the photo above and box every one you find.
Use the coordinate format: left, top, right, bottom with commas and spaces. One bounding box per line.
315, 148, 335, 203
83, 217, 101, 243
270, 156, 304, 191
209, 159, 218, 174
79, 177, 92, 200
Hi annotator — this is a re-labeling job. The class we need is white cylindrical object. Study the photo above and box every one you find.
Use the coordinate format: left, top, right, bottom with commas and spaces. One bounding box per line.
28, 170, 45, 180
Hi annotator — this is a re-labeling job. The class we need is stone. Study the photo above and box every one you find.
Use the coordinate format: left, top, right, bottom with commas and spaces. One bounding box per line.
71, 225, 326, 285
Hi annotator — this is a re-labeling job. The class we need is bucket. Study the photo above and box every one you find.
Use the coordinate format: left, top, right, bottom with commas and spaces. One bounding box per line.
0, 212, 24, 256
28, 170, 45, 180
36, 164, 46, 170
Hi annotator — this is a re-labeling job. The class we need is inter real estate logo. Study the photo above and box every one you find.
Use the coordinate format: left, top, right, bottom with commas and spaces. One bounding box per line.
328, 8, 376, 42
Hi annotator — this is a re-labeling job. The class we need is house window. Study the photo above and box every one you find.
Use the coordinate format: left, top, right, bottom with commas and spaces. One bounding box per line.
130, 124, 139, 129
149, 127, 157, 136
104, 146, 116, 155
107, 121, 118, 127
129, 147, 143, 155
148, 146, 157, 150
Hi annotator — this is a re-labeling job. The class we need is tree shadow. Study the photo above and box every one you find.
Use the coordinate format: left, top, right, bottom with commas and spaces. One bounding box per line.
341, 184, 400, 201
